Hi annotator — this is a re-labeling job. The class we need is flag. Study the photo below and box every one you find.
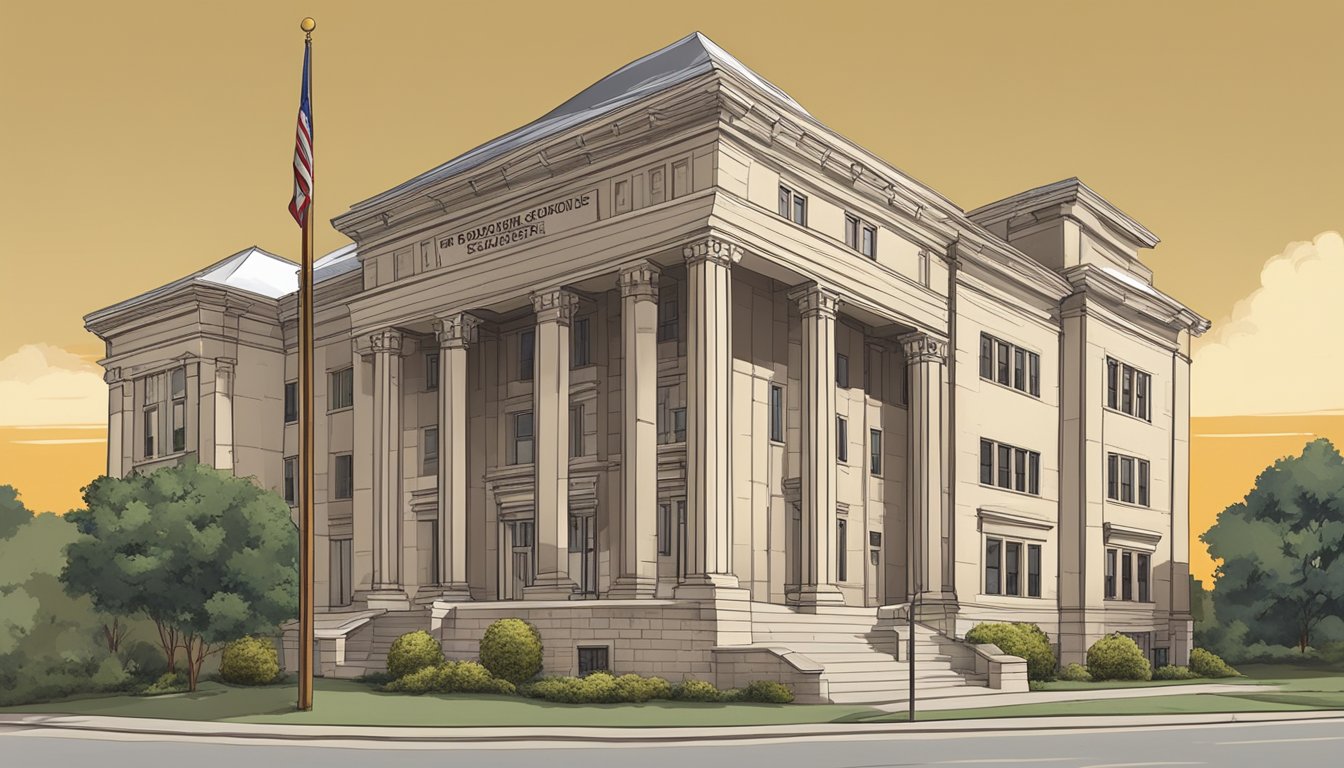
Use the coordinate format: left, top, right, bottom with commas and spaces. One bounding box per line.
288, 41, 313, 226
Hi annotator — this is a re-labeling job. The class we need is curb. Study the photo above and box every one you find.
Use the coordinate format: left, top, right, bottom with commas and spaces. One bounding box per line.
3, 710, 1343, 744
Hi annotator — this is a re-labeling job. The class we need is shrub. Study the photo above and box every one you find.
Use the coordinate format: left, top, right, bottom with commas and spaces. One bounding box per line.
218, 636, 280, 686
1320, 641, 1344, 665
1086, 634, 1151, 681
672, 678, 722, 702
612, 673, 673, 702
386, 630, 445, 680
1028, 679, 1047, 691
738, 680, 794, 703
479, 618, 543, 684
1189, 648, 1238, 678
966, 622, 1057, 681
1058, 662, 1091, 682
1153, 665, 1200, 680
141, 671, 188, 696
385, 661, 516, 695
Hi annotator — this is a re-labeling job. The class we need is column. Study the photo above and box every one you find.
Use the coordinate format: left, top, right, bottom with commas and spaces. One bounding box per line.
368, 328, 405, 604
104, 367, 127, 477
610, 262, 660, 598
213, 359, 235, 471
793, 285, 845, 607
433, 313, 480, 600
1170, 338, 1194, 664
525, 288, 580, 599
676, 236, 742, 597
901, 331, 953, 615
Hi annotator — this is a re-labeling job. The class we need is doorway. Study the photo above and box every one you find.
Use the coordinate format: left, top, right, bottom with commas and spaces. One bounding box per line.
501, 519, 534, 600
567, 512, 597, 596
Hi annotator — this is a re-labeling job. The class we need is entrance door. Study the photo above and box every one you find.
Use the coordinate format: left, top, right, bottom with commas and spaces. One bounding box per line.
866, 531, 884, 607
504, 519, 534, 599
567, 513, 597, 596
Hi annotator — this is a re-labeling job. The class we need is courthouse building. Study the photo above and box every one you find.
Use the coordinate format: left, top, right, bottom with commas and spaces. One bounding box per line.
85, 33, 1209, 703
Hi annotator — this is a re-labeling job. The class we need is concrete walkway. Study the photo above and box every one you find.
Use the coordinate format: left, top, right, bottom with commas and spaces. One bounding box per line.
879, 682, 1280, 712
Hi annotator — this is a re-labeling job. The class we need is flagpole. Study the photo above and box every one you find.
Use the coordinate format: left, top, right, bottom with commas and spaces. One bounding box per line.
297, 15, 316, 713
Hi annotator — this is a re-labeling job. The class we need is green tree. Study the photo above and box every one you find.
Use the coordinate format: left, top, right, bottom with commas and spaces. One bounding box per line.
1201, 438, 1344, 653
63, 463, 299, 690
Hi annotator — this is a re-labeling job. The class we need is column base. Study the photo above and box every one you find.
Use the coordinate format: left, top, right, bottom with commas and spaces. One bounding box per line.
673, 573, 741, 600
361, 589, 412, 612
523, 573, 578, 601
607, 575, 659, 599
414, 584, 472, 605
912, 590, 959, 634
793, 583, 847, 610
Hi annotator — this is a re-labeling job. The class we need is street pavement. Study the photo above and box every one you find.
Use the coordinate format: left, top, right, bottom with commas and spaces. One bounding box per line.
3, 716, 1343, 768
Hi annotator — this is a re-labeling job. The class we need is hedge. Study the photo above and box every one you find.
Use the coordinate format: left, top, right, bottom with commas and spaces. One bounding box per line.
385, 660, 516, 695
1153, 664, 1200, 680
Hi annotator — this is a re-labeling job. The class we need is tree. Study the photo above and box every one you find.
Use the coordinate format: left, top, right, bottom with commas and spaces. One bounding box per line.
63, 463, 299, 690
1201, 438, 1344, 653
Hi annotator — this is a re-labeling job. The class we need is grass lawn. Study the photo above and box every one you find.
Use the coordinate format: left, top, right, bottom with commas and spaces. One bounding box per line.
1, 679, 879, 728
1037, 678, 1244, 691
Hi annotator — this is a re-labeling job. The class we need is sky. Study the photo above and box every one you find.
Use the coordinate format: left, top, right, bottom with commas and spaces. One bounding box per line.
0, 0, 1341, 583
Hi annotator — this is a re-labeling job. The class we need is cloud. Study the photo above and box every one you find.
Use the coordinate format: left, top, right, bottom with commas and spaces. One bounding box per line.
0, 344, 107, 428
1191, 231, 1344, 417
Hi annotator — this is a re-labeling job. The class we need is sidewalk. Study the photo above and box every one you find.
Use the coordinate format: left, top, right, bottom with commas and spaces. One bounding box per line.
2, 708, 1341, 745
878, 682, 1281, 712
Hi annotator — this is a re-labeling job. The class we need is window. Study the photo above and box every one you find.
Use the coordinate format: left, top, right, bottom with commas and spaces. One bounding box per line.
769, 384, 784, 443
671, 407, 686, 443
1027, 544, 1042, 598
1107, 452, 1150, 506
170, 367, 186, 400
657, 295, 679, 342
512, 411, 534, 465
570, 404, 584, 458
836, 416, 848, 463
330, 538, 352, 607
171, 401, 185, 453
836, 518, 848, 582
985, 537, 1002, 595
843, 214, 877, 258
1153, 647, 1169, 668
333, 454, 353, 500
981, 333, 1041, 397
571, 317, 590, 367
845, 214, 859, 250
577, 646, 610, 676
981, 438, 1041, 495
836, 353, 849, 389
1137, 553, 1151, 602
1005, 541, 1021, 596
778, 184, 807, 225
657, 502, 673, 556
284, 381, 298, 423
861, 223, 876, 259
142, 407, 158, 459
329, 368, 354, 410
423, 426, 438, 476
1122, 551, 1134, 600
869, 428, 883, 476
426, 353, 440, 390
1106, 357, 1151, 421
283, 457, 296, 505
1105, 548, 1118, 599
518, 330, 535, 381
568, 514, 583, 550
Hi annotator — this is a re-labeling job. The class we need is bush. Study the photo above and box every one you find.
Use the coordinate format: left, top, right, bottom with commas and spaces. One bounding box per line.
1320, 641, 1344, 665
386, 630, 445, 680
738, 680, 794, 703
141, 671, 188, 696
612, 673, 673, 702
1086, 634, 1151, 681
672, 678, 722, 702
385, 660, 516, 695
1153, 665, 1200, 680
1028, 679, 1047, 691
218, 636, 280, 685
479, 618, 543, 684
1189, 648, 1238, 678
966, 622, 1057, 681
1058, 662, 1091, 682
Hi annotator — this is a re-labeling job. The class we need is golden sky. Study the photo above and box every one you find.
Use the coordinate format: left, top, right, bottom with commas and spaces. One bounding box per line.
1, 1, 1341, 582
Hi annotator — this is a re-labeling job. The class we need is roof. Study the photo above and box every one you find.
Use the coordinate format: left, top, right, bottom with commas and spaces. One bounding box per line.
346, 32, 810, 213
967, 177, 1160, 250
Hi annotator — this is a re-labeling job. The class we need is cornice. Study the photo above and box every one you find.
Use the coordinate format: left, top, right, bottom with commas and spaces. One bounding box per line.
84, 283, 281, 341
1064, 263, 1210, 336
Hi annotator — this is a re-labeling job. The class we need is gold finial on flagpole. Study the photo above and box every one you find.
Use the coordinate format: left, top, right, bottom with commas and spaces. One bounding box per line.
301, 17, 316, 39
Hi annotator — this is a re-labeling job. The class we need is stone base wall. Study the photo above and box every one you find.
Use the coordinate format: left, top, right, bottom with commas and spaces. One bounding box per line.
431, 599, 719, 680
711, 646, 828, 703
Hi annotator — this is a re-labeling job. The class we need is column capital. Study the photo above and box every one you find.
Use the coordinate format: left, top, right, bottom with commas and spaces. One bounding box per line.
103, 366, 123, 385
789, 284, 841, 319
682, 236, 742, 268
530, 288, 580, 325
368, 328, 405, 354
899, 331, 948, 365
432, 313, 481, 350
617, 261, 660, 300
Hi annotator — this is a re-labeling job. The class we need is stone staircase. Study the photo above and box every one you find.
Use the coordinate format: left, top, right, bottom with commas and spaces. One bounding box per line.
748, 603, 992, 704
316, 609, 430, 679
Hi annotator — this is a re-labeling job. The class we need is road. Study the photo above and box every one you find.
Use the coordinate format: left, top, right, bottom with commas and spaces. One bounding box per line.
2, 719, 1341, 768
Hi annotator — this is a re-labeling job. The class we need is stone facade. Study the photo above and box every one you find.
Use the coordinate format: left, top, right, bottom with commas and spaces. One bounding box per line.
84, 33, 1208, 698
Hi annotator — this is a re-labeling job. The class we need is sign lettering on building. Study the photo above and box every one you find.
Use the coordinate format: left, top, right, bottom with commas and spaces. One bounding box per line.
437, 190, 598, 261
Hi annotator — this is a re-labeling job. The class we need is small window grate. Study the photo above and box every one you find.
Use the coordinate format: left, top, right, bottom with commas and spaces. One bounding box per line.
577, 646, 609, 676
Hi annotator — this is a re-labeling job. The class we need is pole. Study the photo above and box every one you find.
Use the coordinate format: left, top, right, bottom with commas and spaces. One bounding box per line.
297, 16, 316, 713
907, 586, 916, 722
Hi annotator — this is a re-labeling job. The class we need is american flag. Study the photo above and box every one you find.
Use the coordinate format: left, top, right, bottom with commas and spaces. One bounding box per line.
288, 41, 313, 226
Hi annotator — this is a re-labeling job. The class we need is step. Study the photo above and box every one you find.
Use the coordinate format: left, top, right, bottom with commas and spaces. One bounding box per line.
828, 683, 992, 705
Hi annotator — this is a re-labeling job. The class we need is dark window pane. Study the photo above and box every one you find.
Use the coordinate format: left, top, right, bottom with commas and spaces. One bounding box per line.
1105, 548, 1117, 599
519, 330, 535, 380
1029, 353, 1040, 397
1121, 457, 1134, 503
769, 385, 784, 442
426, 353, 440, 390
658, 296, 679, 342
1122, 551, 1134, 600
836, 354, 849, 389
836, 416, 847, 462
980, 334, 993, 379
778, 185, 790, 217
1137, 553, 1150, 602
836, 519, 848, 582
985, 538, 1001, 595
870, 428, 882, 475
577, 646, 609, 676
1121, 366, 1134, 414
1108, 454, 1119, 500
1013, 348, 1026, 391
996, 342, 1010, 384
284, 381, 298, 423
1138, 460, 1150, 506
1028, 451, 1040, 495
997, 444, 1011, 488
980, 439, 994, 485
861, 225, 876, 258
793, 195, 807, 225
1014, 448, 1027, 492
845, 215, 859, 250
1107, 358, 1119, 409
1027, 544, 1041, 597
1005, 541, 1021, 596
